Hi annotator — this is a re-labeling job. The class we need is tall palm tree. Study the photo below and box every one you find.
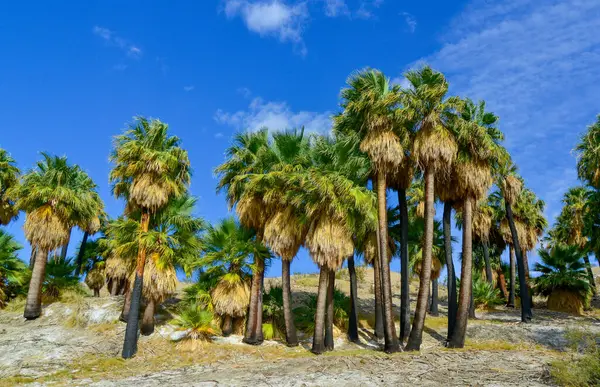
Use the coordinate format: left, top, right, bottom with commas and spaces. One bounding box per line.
576, 115, 600, 189
0, 148, 20, 225
215, 129, 272, 346
496, 162, 532, 322
8, 153, 101, 319
110, 117, 191, 358
335, 68, 404, 353
402, 65, 461, 351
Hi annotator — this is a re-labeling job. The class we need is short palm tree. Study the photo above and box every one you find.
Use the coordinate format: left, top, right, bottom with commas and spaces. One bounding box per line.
110, 117, 191, 358
0, 148, 20, 225
8, 153, 101, 319
533, 245, 590, 315
172, 304, 219, 350
199, 217, 267, 336
0, 228, 27, 307
402, 65, 461, 351
84, 260, 105, 297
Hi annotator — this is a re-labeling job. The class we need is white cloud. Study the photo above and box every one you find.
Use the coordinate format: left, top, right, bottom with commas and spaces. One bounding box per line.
222, 0, 308, 55
400, 12, 416, 33
323, 0, 350, 17
237, 87, 252, 98
93, 26, 142, 58
184, 85, 195, 92
355, 0, 384, 19
424, 0, 600, 254
214, 97, 332, 134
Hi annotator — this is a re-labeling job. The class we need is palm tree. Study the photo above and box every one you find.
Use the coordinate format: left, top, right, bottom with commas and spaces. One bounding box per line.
0, 228, 27, 307
576, 115, 600, 189
0, 148, 20, 225
447, 98, 503, 348
110, 117, 191, 358
402, 65, 461, 351
199, 217, 268, 336
7, 153, 101, 319
496, 162, 532, 322
336, 68, 404, 353
215, 129, 272, 346
85, 261, 105, 297
533, 245, 591, 315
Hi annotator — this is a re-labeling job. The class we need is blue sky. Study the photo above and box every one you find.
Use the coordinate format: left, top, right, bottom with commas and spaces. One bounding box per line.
1, 0, 599, 278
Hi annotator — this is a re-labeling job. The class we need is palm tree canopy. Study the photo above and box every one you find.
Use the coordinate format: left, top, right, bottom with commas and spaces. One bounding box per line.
0, 228, 27, 305
575, 115, 600, 188
110, 117, 191, 213
0, 148, 20, 225
533, 245, 590, 298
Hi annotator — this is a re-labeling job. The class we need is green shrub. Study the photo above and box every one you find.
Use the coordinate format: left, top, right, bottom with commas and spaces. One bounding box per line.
551, 329, 600, 386
293, 288, 350, 333
262, 286, 285, 336
472, 276, 504, 309
43, 257, 80, 300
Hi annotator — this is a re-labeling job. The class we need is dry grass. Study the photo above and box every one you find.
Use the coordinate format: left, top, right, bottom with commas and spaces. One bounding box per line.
548, 290, 585, 315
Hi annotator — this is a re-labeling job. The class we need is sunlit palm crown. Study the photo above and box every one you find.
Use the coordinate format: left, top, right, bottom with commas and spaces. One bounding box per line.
402, 65, 460, 174
8, 153, 102, 251
0, 148, 20, 225
548, 186, 591, 249
110, 117, 191, 213
575, 115, 600, 188
336, 68, 405, 173
533, 245, 590, 298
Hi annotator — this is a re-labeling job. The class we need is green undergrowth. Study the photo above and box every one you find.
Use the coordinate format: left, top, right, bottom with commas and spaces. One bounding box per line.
551, 329, 600, 386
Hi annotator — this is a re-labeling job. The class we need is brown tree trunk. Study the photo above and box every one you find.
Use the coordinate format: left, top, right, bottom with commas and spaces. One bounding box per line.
376, 171, 400, 353
406, 168, 434, 351
60, 228, 72, 261
94, 288, 100, 297
505, 203, 532, 321
122, 210, 150, 359
372, 242, 384, 339
398, 189, 411, 343
110, 277, 119, 296
448, 197, 473, 348
29, 248, 37, 270
324, 269, 335, 351
282, 259, 298, 346
497, 266, 508, 299
483, 241, 493, 285
443, 201, 458, 341
75, 231, 89, 276
584, 255, 597, 295
222, 315, 233, 336
347, 255, 359, 343
140, 298, 155, 336
508, 245, 516, 308
24, 248, 48, 320
243, 255, 265, 345
312, 267, 329, 355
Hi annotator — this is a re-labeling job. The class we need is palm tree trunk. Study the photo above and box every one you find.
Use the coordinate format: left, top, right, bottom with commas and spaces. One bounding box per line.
583, 255, 597, 295
29, 248, 37, 270
281, 259, 298, 346
74, 231, 89, 276
372, 245, 384, 339
508, 245, 516, 307
24, 248, 47, 319
122, 210, 150, 359
443, 201, 458, 341
222, 315, 233, 336
429, 279, 439, 316
324, 269, 335, 351
60, 228, 72, 261
119, 278, 127, 295
110, 278, 119, 296
312, 266, 329, 355
483, 241, 493, 285
347, 255, 359, 343
243, 255, 265, 345
94, 288, 100, 297
140, 298, 155, 336
398, 188, 410, 343
448, 197, 473, 348
505, 203, 532, 322
497, 265, 508, 299
406, 168, 434, 351
376, 171, 400, 353
469, 284, 476, 319
120, 280, 132, 322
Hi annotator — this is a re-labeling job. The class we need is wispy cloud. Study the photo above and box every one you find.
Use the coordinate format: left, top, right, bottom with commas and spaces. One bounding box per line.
355, 0, 384, 19
214, 132, 225, 139
93, 26, 143, 58
222, 0, 309, 55
184, 85, 195, 92
425, 0, 600, 241
214, 97, 332, 134
400, 12, 416, 33
323, 0, 350, 17
237, 87, 252, 98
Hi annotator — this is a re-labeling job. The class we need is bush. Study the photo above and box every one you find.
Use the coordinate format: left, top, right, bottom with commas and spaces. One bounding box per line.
293, 288, 350, 333
43, 257, 80, 300
262, 286, 285, 337
551, 329, 600, 386
472, 276, 504, 309
172, 304, 219, 344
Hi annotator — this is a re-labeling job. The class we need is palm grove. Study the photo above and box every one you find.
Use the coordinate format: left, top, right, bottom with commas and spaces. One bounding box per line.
0, 65, 598, 358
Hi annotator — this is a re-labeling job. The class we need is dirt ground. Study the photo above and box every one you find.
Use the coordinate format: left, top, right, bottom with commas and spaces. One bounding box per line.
1, 271, 598, 386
